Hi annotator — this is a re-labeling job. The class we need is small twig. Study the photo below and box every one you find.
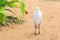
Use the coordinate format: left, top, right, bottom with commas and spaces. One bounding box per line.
5, 9, 16, 15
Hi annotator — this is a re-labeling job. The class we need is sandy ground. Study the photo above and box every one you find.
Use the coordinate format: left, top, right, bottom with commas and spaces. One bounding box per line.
0, 0, 60, 40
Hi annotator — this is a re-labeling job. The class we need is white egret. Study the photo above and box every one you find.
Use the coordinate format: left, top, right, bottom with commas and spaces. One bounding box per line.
33, 7, 42, 35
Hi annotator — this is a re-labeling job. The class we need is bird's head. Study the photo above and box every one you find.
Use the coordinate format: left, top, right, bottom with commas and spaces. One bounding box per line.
36, 7, 40, 10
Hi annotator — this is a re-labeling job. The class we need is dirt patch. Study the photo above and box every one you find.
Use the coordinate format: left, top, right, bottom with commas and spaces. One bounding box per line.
0, 0, 60, 40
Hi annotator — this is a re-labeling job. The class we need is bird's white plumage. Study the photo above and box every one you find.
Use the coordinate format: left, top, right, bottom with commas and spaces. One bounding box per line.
33, 7, 42, 25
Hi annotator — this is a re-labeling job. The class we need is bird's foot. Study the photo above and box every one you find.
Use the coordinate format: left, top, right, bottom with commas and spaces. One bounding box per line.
38, 32, 40, 34
35, 33, 37, 35
35, 33, 36, 35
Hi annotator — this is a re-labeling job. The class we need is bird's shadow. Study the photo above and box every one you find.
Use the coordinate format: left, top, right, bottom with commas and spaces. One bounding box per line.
25, 32, 41, 39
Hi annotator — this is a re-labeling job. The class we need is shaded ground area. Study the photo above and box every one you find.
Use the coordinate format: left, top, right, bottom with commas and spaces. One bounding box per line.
0, 0, 60, 40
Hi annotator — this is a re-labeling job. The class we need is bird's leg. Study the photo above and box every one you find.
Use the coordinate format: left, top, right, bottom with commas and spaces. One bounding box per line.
35, 25, 36, 35
38, 24, 40, 34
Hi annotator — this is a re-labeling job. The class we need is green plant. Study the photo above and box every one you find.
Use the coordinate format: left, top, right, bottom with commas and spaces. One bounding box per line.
0, 0, 25, 25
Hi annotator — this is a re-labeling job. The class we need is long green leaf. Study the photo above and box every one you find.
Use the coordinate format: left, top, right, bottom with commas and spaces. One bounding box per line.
6, 0, 19, 8
12, 0, 19, 2
20, 1, 25, 16
0, 0, 7, 7
0, 7, 6, 25
8, 3, 16, 8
